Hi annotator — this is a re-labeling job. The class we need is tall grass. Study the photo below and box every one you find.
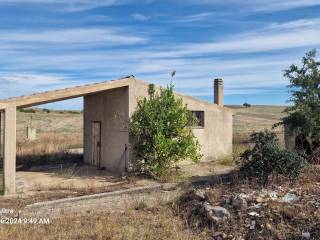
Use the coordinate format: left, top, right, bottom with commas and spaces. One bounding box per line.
15, 132, 83, 169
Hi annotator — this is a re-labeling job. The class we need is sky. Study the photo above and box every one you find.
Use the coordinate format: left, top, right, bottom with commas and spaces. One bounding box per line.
0, 0, 320, 109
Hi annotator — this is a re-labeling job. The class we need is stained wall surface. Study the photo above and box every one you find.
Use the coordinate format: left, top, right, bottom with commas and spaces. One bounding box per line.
84, 80, 233, 174
130, 80, 233, 163
84, 87, 129, 174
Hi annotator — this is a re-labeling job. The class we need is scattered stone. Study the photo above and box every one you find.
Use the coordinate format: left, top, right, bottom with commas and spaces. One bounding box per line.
269, 191, 278, 200
249, 220, 256, 230
255, 197, 265, 203
204, 203, 231, 223
248, 211, 260, 217
302, 232, 311, 239
194, 189, 206, 200
249, 203, 262, 209
212, 232, 227, 240
281, 193, 300, 203
224, 197, 232, 205
232, 195, 248, 211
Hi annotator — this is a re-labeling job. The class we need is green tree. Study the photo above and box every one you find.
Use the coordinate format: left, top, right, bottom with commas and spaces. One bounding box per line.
129, 83, 202, 178
279, 49, 320, 160
243, 102, 251, 108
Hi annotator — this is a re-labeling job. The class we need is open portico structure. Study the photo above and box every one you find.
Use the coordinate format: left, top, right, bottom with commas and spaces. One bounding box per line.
0, 76, 233, 195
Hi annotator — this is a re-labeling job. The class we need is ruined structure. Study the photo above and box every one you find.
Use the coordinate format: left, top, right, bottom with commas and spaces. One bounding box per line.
0, 76, 232, 194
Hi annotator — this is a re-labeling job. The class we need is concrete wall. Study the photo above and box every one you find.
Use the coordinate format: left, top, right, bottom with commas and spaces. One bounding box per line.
130, 80, 233, 163
84, 87, 129, 174
84, 79, 232, 175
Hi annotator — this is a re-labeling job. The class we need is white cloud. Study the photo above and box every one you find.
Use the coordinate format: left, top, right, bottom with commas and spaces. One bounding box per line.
0, 0, 126, 11
182, 0, 320, 12
131, 13, 150, 21
175, 12, 213, 22
171, 28, 320, 56
0, 73, 65, 86
267, 18, 320, 30
0, 28, 148, 46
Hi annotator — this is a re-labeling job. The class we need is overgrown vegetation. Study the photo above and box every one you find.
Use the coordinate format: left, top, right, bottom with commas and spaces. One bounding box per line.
239, 130, 306, 184
278, 49, 320, 163
129, 83, 202, 178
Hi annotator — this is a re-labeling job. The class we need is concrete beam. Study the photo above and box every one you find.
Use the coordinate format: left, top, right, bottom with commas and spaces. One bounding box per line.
4, 106, 16, 194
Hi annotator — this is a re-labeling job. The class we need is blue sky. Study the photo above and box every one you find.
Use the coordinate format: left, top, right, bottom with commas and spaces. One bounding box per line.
0, 0, 320, 109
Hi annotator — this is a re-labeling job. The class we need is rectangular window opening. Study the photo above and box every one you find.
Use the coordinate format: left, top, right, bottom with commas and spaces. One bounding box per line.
191, 111, 205, 128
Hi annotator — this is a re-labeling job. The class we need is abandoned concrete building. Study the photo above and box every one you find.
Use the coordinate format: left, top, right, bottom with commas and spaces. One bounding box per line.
0, 76, 233, 194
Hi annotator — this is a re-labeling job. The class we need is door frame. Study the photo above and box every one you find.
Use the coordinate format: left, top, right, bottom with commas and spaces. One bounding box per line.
91, 121, 102, 168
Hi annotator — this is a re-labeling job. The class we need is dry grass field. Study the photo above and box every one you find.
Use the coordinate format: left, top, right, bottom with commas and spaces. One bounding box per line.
227, 105, 287, 144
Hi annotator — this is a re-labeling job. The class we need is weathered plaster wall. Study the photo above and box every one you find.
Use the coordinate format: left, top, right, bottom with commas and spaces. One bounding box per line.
84, 79, 232, 174
84, 87, 129, 174
130, 80, 233, 163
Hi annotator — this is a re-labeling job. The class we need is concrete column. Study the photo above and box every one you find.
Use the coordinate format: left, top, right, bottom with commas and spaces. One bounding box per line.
27, 126, 37, 140
214, 78, 224, 106
284, 125, 296, 151
4, 106, 16, 194
0, 111, 2, 160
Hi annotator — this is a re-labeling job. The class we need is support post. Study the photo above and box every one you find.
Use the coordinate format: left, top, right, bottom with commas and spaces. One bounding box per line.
0, 111, 2, 160
4, 106, 16, 194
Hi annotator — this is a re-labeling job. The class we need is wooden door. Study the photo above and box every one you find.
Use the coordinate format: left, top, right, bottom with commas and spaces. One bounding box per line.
92, 121, 101, 168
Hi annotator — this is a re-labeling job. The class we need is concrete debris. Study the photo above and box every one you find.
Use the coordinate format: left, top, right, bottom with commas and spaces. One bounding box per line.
248, 203, 262, 209
280, 193, 300, 203
302, 231, 311, 239
212, 232, 227, 240
248, 211, 260, 217
232, 195, 248, 211
249, 220, 256, 230
204, 203, 231, 223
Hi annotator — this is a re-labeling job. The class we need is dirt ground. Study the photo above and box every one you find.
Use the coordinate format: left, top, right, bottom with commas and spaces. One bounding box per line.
15, 161, 234, 194
15, 164, 149, 194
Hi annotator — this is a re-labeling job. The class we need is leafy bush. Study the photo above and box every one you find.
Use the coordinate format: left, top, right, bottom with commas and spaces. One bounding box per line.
239, 130, 306, 184
129, 83, 202, 178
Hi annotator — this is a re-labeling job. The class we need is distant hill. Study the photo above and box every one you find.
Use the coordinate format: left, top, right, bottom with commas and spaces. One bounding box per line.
16, 106, 287, 144
227, 105, 286, 144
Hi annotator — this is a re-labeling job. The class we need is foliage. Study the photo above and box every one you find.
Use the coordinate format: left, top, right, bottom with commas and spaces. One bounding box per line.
239, 130, 306, 184
278, 49, 320, 160
129, 83, 202, 178
19, 108, 36, 113
243, 102, 251, 108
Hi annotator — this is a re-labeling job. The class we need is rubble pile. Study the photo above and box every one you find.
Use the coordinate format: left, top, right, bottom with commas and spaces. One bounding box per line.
175, 175, 320, 240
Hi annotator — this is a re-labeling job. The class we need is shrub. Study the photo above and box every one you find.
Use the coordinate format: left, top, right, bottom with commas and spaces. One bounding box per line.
240, 130, 306, 184
129, 83, 202, 178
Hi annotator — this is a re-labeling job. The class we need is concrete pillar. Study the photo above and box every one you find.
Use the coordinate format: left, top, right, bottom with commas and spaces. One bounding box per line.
214, 78, 224, 106
27, 127, 37, 140
4, 106, 16, 194
284, 125, 296, 151
0, 111, 2, 160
